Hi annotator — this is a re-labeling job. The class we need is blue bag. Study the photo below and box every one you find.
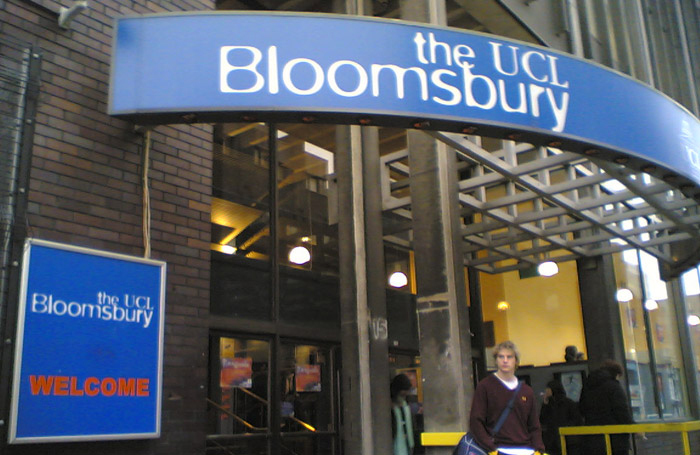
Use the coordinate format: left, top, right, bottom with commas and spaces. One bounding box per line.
455, 382, 524, 455
452, 432, 488, 455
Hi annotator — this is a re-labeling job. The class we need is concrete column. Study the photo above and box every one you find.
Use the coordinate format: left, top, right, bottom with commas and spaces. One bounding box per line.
406, 130, 475, 453
336, 123, 392, 455
399, 3, 475, 453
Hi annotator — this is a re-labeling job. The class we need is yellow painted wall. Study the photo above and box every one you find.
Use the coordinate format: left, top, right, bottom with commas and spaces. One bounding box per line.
480, 271, 509, 349
480, 261, 587, 367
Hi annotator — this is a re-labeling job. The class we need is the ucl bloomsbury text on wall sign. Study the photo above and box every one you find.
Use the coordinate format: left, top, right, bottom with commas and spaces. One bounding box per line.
109, 13, 700, 187
9, 239, 166, 444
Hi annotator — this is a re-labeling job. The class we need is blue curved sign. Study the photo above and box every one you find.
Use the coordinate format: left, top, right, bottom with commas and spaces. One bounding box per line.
109, 12, 700, 187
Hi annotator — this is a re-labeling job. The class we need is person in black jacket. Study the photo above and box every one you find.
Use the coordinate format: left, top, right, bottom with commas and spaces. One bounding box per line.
579, 360, 633, 455
540, 379, 582, 455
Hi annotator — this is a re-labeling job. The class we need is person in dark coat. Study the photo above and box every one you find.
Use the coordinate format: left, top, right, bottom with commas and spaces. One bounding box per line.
579, 360, 633, 455
540, 379, 582, 455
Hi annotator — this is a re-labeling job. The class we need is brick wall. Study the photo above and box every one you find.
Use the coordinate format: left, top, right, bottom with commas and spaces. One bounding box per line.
1, 1, 215, 454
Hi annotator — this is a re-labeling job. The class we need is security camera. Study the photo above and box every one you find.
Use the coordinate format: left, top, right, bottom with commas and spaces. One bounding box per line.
58, 1, 89, 29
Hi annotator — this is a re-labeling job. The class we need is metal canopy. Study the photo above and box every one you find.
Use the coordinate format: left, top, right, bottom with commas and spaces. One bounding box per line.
380, 130, 700, 275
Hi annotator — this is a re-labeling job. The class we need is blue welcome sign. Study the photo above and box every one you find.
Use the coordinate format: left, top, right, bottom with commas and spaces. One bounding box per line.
9, 239, 166, 444
109, 12, 700, 188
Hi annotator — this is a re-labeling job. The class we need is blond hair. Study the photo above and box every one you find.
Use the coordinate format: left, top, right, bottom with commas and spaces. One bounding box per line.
493, 340, 520, 366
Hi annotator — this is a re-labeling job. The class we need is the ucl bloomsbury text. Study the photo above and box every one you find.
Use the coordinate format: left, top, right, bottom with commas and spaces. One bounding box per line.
30, 291, 155, 328
220, 31, 571, 132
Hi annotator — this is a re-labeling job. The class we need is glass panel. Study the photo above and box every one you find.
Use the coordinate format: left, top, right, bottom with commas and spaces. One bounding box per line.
681, 268, 700, 401
210, 336, 270, 436
211, 254, 270, 320
279, 343, 335, 438
276, 124, 338, 276
612, 251, 658, 420
276, 124, 340, 327
639, 251, 688, 419
639, 251, 689, 418
211, 123, 272, 318
279, 270, 340, 327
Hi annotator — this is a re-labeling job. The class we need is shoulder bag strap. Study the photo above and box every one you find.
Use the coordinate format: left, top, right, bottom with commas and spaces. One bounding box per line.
490, 381, 523, 436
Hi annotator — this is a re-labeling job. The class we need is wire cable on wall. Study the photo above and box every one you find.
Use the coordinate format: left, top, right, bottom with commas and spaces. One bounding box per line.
141, 129, 152, 259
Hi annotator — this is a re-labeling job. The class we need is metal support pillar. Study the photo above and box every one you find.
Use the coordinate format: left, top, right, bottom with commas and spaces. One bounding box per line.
399, 3, 474, 453
576, 255, 626, 368
336, 124, 392, 455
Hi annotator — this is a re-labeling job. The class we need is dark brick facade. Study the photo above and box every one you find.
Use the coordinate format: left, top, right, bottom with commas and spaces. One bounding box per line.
1, 1, 215, 454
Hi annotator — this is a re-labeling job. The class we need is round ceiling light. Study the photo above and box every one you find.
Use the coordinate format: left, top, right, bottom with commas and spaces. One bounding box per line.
388, 271, 408, 288
616, 288, 634, 302
537, 261, 559, 277
288, 246, 311, 265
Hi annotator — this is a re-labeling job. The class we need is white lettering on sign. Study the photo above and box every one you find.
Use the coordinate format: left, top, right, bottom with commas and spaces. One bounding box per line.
370, 317, 388, 341
219, 31, 571, 132
30, 291, 155, 328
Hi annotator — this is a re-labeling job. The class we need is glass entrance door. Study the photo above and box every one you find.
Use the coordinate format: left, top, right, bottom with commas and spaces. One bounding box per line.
279, 341, 339, 455
209, 335, 340, 455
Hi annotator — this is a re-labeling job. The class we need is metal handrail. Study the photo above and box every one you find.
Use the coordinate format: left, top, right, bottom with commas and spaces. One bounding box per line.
208, 387, 318, 432
206, 398, 268, 432
559, 421, 700, 455
233, 387, 317, 432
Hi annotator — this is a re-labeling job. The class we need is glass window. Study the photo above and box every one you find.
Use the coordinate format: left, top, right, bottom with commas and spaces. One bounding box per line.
680, 268, 700, 400
639, 251, 689, 419
209, 336, 270, 437
210, 123, 272, 319
276, 124, 338, 277
613, 250, 658, 420
613, 250, 691, 421
211, 254, 270, 320
275, 124, 340, 327
279, 343, 335, 434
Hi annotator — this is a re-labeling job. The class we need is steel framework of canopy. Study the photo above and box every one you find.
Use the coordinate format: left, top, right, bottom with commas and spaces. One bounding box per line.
380, 130, 700, 275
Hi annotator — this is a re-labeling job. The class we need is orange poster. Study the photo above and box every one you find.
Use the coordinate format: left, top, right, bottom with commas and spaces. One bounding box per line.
295, 365, 321, 392
220, 357, 253, 388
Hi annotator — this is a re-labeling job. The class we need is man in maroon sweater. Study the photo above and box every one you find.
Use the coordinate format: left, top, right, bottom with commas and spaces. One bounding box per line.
469, 341, 547, 455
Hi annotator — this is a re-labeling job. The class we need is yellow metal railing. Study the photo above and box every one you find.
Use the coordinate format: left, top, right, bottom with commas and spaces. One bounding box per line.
559, 421, 700, 455
421, 432, 465, 446
422, 422, 700, 455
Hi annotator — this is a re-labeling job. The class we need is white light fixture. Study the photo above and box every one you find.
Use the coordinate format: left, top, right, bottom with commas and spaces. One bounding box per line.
537, 261, 559, 277
616, 288, 634, 302
644, 299, 659, 311
288, 246, 311, 265
221, 245, 236, 255
388, 271, 408, 288
688, 314, 700, 326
